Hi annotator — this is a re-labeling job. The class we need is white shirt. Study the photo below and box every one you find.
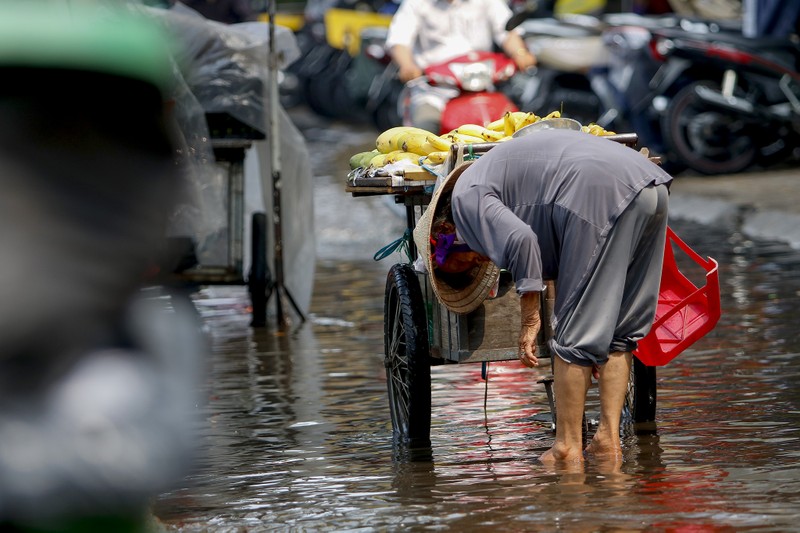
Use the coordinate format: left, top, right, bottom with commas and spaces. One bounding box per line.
385, 0, 515, 68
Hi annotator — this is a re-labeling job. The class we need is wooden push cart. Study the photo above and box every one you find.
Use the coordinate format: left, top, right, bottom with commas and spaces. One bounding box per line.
346, 134, 720, 448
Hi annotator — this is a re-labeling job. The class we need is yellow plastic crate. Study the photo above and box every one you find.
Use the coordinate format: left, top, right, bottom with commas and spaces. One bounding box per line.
258, 12, 305, 32
324, 8, 392, 56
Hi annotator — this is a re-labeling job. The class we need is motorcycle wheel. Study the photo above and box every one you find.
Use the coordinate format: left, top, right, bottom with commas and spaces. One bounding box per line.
661, 81, 757, 175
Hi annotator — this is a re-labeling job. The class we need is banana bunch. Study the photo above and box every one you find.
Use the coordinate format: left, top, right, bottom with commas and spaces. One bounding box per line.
350, 110, 616, 172
484, 110, 567, 136
348, 126, 452, 170
581, 123, 617, 136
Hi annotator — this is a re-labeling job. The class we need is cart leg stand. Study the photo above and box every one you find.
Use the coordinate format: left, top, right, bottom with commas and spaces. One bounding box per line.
537, 375, 556, 431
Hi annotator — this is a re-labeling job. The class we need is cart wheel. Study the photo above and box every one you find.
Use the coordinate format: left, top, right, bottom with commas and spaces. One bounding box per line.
248, 212, 271, 328
384, 263, 431, 448
623, 357, 657, 423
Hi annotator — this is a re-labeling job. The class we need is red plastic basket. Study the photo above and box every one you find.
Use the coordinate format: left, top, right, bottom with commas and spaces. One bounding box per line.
634, 227, 721, 367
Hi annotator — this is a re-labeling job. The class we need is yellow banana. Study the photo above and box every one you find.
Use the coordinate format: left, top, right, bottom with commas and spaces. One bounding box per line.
588, 123, 616, 136
451, 123, 505, 142
480, 129, 506, 142
544, 110, 561, 119
486, 116, 506, 132
503, 112, 516, 136
422, 151, 449, 165
512, 112, 538, 132
449, 132, 485, 144
369, 152, 391, 167
388, 130, 413, 153
402, 133, 438, 156
386, 150, 423, 164
426, 134, 452, 151
519, 112, 540, 128
375, 126, 432, 153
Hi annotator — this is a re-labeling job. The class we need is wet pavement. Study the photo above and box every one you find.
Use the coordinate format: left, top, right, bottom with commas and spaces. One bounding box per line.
153, 110, 800, 531
669, 166, 800, 249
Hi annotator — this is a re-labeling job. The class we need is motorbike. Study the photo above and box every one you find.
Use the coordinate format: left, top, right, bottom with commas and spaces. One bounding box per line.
407, 50, 520, 134
588, 13, 690, 171
649, 25, 800, 174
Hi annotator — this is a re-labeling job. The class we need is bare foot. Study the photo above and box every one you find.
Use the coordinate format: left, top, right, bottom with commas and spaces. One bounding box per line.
539, 444, 584, 465
584, 435, 622, 460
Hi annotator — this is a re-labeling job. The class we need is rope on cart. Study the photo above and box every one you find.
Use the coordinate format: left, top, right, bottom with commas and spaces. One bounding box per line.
419, 162, 445, 180
373, 228, 414, 263
464, 144, 481, 161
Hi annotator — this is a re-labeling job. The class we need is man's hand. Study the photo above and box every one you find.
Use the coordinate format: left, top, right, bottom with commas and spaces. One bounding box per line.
391, 44, 424, 83
518, 291, 542, 368
398, 63, 423, 83
502, 32, 537, 72
512, 49, 537, 72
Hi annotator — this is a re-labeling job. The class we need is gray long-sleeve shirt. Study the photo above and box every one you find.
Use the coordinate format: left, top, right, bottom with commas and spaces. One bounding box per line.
451, 129, 673, 317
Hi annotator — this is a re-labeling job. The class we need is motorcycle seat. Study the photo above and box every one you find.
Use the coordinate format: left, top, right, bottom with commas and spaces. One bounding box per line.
660, 27, 797, 55
654, 28, 800, 72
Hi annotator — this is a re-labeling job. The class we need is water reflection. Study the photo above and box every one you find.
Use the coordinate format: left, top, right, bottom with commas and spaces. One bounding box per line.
155, 220, 800, 531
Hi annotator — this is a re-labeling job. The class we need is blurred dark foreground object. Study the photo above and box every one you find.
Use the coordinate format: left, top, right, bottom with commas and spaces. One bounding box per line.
0, 2, 206, 531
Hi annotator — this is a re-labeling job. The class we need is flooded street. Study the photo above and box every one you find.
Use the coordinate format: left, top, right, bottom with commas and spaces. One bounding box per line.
154, 112, 800, 531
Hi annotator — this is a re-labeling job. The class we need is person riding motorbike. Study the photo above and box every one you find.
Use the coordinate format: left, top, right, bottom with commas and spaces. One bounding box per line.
385, 0, 537, 133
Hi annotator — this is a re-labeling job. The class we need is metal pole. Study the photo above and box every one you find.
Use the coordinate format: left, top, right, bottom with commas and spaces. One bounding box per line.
266, 0, 306, 328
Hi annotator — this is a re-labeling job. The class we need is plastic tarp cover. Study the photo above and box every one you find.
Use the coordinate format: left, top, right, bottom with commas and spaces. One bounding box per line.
148, 5, 315, 315
163, 2, 301, 131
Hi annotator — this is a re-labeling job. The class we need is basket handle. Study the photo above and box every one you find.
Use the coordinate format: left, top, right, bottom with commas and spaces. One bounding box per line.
666, 226, 716, 273
666, 225, 721, 318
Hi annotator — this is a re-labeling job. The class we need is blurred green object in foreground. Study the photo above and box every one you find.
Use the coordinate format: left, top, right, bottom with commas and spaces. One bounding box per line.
0, 1, 174, 91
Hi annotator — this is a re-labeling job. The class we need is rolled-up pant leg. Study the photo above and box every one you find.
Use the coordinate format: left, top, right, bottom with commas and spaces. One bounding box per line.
405, 81, 458, 133
550, 184, 669, 366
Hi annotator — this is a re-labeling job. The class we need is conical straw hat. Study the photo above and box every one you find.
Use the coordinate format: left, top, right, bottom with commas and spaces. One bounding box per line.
413, 161, 500, 314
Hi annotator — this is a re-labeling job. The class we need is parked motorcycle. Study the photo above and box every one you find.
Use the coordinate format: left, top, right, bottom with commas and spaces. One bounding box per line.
504, 11, 764, 174
589, 13, 689, 170
405, 50, 520, 134
651, 26, 800, 174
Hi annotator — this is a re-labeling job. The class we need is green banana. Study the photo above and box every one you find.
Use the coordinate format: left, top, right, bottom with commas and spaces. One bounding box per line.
349, 149, 380, 170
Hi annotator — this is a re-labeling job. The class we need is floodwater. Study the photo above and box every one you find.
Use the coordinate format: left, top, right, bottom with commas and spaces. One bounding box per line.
153, 114, 800, 531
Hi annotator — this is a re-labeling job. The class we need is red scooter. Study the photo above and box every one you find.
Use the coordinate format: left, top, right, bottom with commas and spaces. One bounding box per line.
406, 51, 519, 134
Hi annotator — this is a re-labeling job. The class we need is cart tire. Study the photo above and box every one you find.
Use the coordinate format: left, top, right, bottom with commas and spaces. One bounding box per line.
248, 212, 271, 328
384, 263, 431, 448
624, 357, 657, 423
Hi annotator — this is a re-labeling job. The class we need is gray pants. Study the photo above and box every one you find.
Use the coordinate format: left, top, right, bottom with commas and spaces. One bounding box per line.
403, 79, 458, 134
550, 184, 669, 366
